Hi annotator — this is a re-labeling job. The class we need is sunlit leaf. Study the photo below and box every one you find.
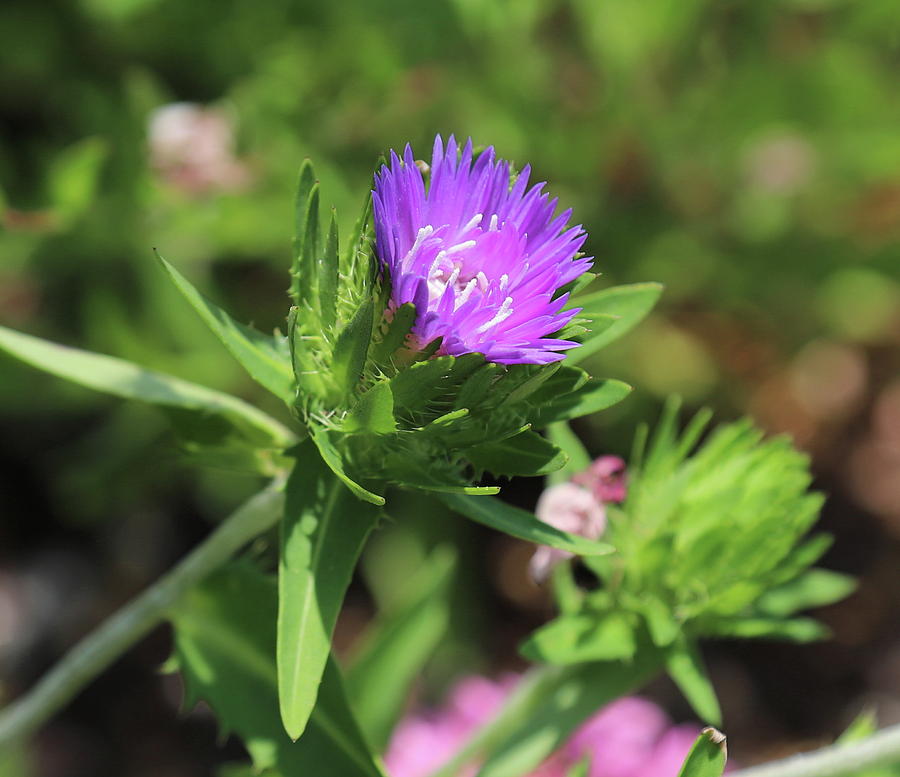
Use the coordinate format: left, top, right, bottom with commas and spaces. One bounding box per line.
277, 442, 383, 740
568, 283, 663, 364
157, 254, 295, 403
0, 324, 294, 449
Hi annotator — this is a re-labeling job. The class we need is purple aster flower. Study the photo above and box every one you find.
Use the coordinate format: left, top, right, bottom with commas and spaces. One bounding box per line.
373, 135, 593, 365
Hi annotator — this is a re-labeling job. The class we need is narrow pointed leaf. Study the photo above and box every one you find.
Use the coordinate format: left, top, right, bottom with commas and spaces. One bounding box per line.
169, 562, 385, 777
677, 728, 727, 777
344, 382, 396, 435
531, 379, 632, 426
0, 324, 294, 447
370, 302, 417, 369
332, 298, 375, 397
568, 283, 663, 364
438, 494, 613, 556
319, 210, 340, 331
157, 255, 295, 403
468, 430, 567, 477
277, 443, 383, 740
291, 160, 317, 306
310, 426, 385, 505
756, 569, 857, 617
666, 638, 722, 726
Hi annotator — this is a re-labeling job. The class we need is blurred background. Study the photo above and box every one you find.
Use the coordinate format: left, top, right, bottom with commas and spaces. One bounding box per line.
1, 0, 899, 774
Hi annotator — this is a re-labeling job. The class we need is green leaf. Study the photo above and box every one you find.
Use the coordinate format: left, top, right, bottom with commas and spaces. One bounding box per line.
520, 612, 637, 665
531, 378, 632, 426
0, 324, 294, 448
677, 728, 727, 777
157, 255, 295, 403
568, 282, 663, 364
309, 426, 386, 505
756, 569, 856, 617
344, 382, 396, 435
332, 297, 375, 397
278, 443, 384, 741
665, 637, 722, 726
438, 493, 613, 556
319, 210, 340, 331
345, 547, 455, 750
50, 137, 107, 223
290, 159, 318, 307
467, 429, 567, 477
168, 562, 385, 777
546, 422, 591, 485
701, 616, 829, 642
370, 302, 417, 369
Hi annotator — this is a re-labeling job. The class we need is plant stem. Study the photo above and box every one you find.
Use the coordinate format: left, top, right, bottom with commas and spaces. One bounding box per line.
0, 476, 286, 749
730, 722, 900, 777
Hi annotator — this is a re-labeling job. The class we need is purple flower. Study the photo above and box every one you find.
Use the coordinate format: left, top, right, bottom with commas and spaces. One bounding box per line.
373, 135, 593, 365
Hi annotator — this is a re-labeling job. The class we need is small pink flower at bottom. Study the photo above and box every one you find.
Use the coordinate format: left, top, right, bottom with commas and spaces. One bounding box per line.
384, 674, 714, 777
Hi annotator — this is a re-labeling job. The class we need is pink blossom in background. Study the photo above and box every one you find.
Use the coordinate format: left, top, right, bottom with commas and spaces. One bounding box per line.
384, 674, 707, 777
529, 455, 627, 581
572, 455, 627, 504
529, 483, 607, 581
147, 103, 251, 194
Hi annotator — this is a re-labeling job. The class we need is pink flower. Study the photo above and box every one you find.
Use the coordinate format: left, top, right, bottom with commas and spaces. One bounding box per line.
384, 675, 711, 777
572, 456, 627, 504
529, 483, 607, 581
147, 103, 250, 194
529, 455, 627, 581
384, 675, 516, 777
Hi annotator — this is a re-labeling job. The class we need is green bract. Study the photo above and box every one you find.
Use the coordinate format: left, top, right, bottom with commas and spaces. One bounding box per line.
285, 158, 650, 503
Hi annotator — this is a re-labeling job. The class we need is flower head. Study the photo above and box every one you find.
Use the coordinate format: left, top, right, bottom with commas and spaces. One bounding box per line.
373, 135, 592, 365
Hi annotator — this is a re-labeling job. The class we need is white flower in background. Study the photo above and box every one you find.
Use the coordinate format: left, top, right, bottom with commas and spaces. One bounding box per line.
147, 102, 250, 194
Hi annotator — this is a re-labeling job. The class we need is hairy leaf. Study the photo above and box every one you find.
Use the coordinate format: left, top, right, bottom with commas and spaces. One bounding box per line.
157, 255, 295, 403
467, 429, 567, 477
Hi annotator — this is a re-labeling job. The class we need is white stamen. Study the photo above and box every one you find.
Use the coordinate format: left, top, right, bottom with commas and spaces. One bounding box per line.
462, 213, 483, 231
445, 239, 476, 256
489, 214, 499, 231
499, 273, 509, 290
455, 277, 479, 309
476, 271, 489, 291
475, 296, 514, 334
